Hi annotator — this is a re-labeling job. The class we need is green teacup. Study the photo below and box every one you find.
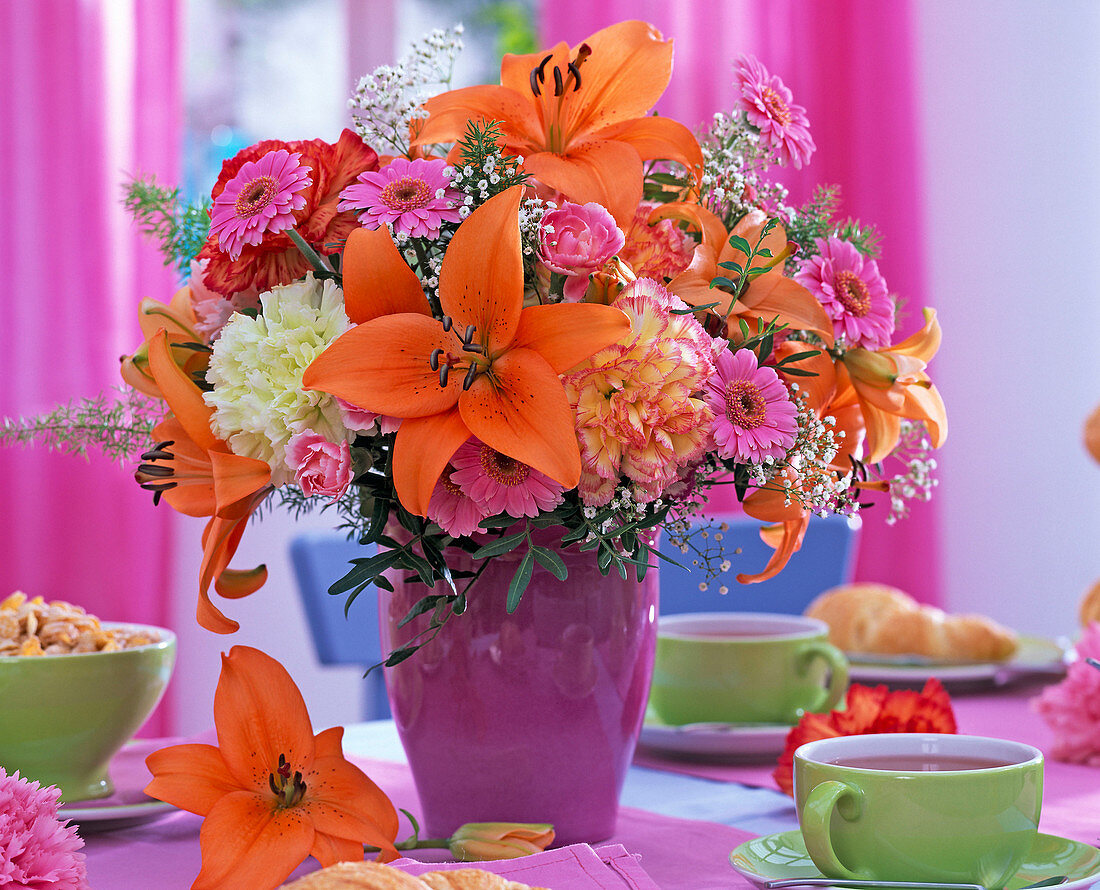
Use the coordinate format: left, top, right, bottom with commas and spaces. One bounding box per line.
649, 613, 848, 725
795, 733, 1043, 887
0, 625, 176, 802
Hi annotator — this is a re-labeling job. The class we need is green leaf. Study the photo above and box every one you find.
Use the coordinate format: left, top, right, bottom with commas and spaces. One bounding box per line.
780, 366, 820, 377
506, 550, 534, 613
727, 235, 752, 255
716, 260, 744, 274
471, 531, 527, 559
531, 545, 568, 580
398, 595, 443, 628
775, 349, 821, 365
710, 276, 738, 290
383, 646, 420, 667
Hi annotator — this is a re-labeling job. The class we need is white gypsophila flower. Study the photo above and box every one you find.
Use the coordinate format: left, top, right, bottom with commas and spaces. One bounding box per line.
204, 275, 352, 485
349, 25, 464, 154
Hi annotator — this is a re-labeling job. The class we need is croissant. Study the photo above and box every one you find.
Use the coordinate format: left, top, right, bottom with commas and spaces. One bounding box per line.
805, 583, 1018, 662
1080, 579, 1100, 627
279, 861, 548, 890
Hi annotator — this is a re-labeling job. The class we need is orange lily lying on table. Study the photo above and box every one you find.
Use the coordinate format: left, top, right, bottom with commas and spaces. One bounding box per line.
136, 329, 272, 634
146, 646, 400, 890
413, 20, 703, 225
302, 186, 630, 516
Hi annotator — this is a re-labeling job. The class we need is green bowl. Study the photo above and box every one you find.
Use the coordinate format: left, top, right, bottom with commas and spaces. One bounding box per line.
0, 623, 176, 802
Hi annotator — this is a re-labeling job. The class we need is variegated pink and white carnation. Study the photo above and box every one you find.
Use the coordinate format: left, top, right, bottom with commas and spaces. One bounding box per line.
565, 278, 719, 506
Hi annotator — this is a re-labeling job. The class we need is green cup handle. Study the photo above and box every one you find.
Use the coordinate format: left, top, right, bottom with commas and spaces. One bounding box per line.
801, 780, 868, 881
797, 641, 849, 713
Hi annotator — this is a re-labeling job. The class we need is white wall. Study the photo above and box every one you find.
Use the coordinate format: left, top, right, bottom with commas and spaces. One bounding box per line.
916, 0, 1100, 637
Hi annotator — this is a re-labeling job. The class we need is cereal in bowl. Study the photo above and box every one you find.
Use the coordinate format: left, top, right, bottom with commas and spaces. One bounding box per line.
0, 591, 160, 656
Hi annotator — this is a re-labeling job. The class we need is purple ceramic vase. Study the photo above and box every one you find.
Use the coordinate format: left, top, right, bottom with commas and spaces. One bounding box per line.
379, 533, 658, 845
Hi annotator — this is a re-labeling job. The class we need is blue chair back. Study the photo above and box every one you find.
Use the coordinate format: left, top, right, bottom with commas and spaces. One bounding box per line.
657, 514, 859, 616
289, 531, 390, 719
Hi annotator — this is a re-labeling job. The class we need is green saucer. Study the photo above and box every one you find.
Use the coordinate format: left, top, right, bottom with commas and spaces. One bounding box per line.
730, 830, 1100, 890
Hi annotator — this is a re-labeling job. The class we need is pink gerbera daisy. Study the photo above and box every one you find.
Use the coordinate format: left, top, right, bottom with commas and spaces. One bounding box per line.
0, 768, 87, 889
449, 439, 565, 519
427, 463, 490, 538
209, 149, 312, 260
704, 348, 797, 463
734, 55, 815, 169
338, 157, 463, 239
795, 237, 895, 349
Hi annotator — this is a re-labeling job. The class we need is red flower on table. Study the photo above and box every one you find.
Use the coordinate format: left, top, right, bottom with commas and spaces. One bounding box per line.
773, 678, 957, 795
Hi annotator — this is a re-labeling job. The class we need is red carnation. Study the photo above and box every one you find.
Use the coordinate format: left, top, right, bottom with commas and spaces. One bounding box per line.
199, 129, 378, 295
773, 678, 957, 795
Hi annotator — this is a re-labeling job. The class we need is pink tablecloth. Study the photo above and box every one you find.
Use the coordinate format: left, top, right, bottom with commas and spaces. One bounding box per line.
80, 751, 757, 890
634, 680, 1100, 846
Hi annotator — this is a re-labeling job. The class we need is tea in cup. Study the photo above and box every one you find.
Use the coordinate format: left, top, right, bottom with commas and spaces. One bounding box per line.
648, 613, 848, 725
794, 733, 1043, 887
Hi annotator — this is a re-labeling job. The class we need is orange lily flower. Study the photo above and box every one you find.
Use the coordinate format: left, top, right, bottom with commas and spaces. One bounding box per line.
146, 646, 399, 890
120, 287, 209, 400
303, 186, 630, 515
839, 308, 948, 463
139, 328, 273, 633
413, 21, 703, 225
655, 203, 835, 344
738, 474, 810, 584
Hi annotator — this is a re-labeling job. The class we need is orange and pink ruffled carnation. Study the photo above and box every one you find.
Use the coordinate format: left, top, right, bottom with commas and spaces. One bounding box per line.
619, 201, 694, 282
735, 54, 815, 169
704, 348, 797, 463
795, 237, 895, 349
0, 768, 88, 889
338, 157, 463, 240
209, 148, 313, 260
564, 278, 718, 506
1033, 623, 1100, 765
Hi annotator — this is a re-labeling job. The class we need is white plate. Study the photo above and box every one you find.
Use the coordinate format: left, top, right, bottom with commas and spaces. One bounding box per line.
638, 707, 792, 762
58, 742, 177, 832
847, 635, 1071, 690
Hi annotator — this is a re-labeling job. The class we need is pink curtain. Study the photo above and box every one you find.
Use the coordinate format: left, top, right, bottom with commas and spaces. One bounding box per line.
0, 0, 182, 731
540, 0, 942, 603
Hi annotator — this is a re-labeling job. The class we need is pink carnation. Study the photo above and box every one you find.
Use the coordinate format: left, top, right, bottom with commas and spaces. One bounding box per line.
285, 431, 353, 499
338, 157, 463, 239
704, 347, 797, 463
795, 237, 895, 349
209, 148, 313, 260
538, 201, 625, 301
1033, 623, 1100, 765
449, 439, 565, 519
426, 463, 489, 538
335, 397, 401, 436
187, 259, 260, 342
0, 768, 87, 889
734, 55, 815, 169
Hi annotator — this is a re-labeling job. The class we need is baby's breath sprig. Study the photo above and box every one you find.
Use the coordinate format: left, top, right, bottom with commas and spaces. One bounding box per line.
450, 120, 529, 211
0, 389, 163, 464
123, 175, 210, 280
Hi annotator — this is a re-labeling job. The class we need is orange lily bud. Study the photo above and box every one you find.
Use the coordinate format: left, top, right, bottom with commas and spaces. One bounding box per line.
584, 256, 636, 305
843, 348, 899, 386
448, 822, 556, 862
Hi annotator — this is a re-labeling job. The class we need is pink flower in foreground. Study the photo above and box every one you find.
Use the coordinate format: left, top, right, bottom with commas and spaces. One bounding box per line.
0, 768, 87, 889
285, 431, 353, 499
796, 237, 895, 349
538, 201, 626, 301
735, 55, 815, 169
209, 149, 313, 260
427, 464, 489, 538
338, 157, 463, 239
705, 347, 797, 463
187, 259, 260, 342
449, 439, 565, 519
1033, 623, 1100, 766
335, 397, 401, 436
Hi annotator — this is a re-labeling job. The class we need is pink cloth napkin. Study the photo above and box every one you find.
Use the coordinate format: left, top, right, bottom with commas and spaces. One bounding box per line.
392, 843, 660, 889
631, 680, 1100, 845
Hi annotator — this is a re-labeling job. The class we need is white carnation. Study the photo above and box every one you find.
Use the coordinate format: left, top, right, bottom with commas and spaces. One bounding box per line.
204, 275, 351, 484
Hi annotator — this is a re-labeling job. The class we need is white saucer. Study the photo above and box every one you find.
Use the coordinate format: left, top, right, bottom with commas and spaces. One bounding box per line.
638, 708, 791, 762
58, 742, 178, 831
847, 635, 1070, 690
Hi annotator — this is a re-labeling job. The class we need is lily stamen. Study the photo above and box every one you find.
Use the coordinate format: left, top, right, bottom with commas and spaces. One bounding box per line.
552, 66, 564, 97
462, 363, 480, 391
441, 315, 454, 332
529, 53, 553, 97
461, 342, 484, 354
439, 364, 451, 387
429, 348, 444, 371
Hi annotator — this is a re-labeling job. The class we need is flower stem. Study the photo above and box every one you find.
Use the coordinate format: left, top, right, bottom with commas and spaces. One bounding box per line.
286, 227, 333, 274
364, 837, 452, 853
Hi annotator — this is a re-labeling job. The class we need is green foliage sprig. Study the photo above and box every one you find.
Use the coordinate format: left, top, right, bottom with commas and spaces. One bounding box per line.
0, 389, 162, 464
123, 175, 211, 280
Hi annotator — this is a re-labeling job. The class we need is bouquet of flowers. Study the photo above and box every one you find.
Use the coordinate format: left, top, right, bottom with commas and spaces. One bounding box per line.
7, 20, 946, 656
